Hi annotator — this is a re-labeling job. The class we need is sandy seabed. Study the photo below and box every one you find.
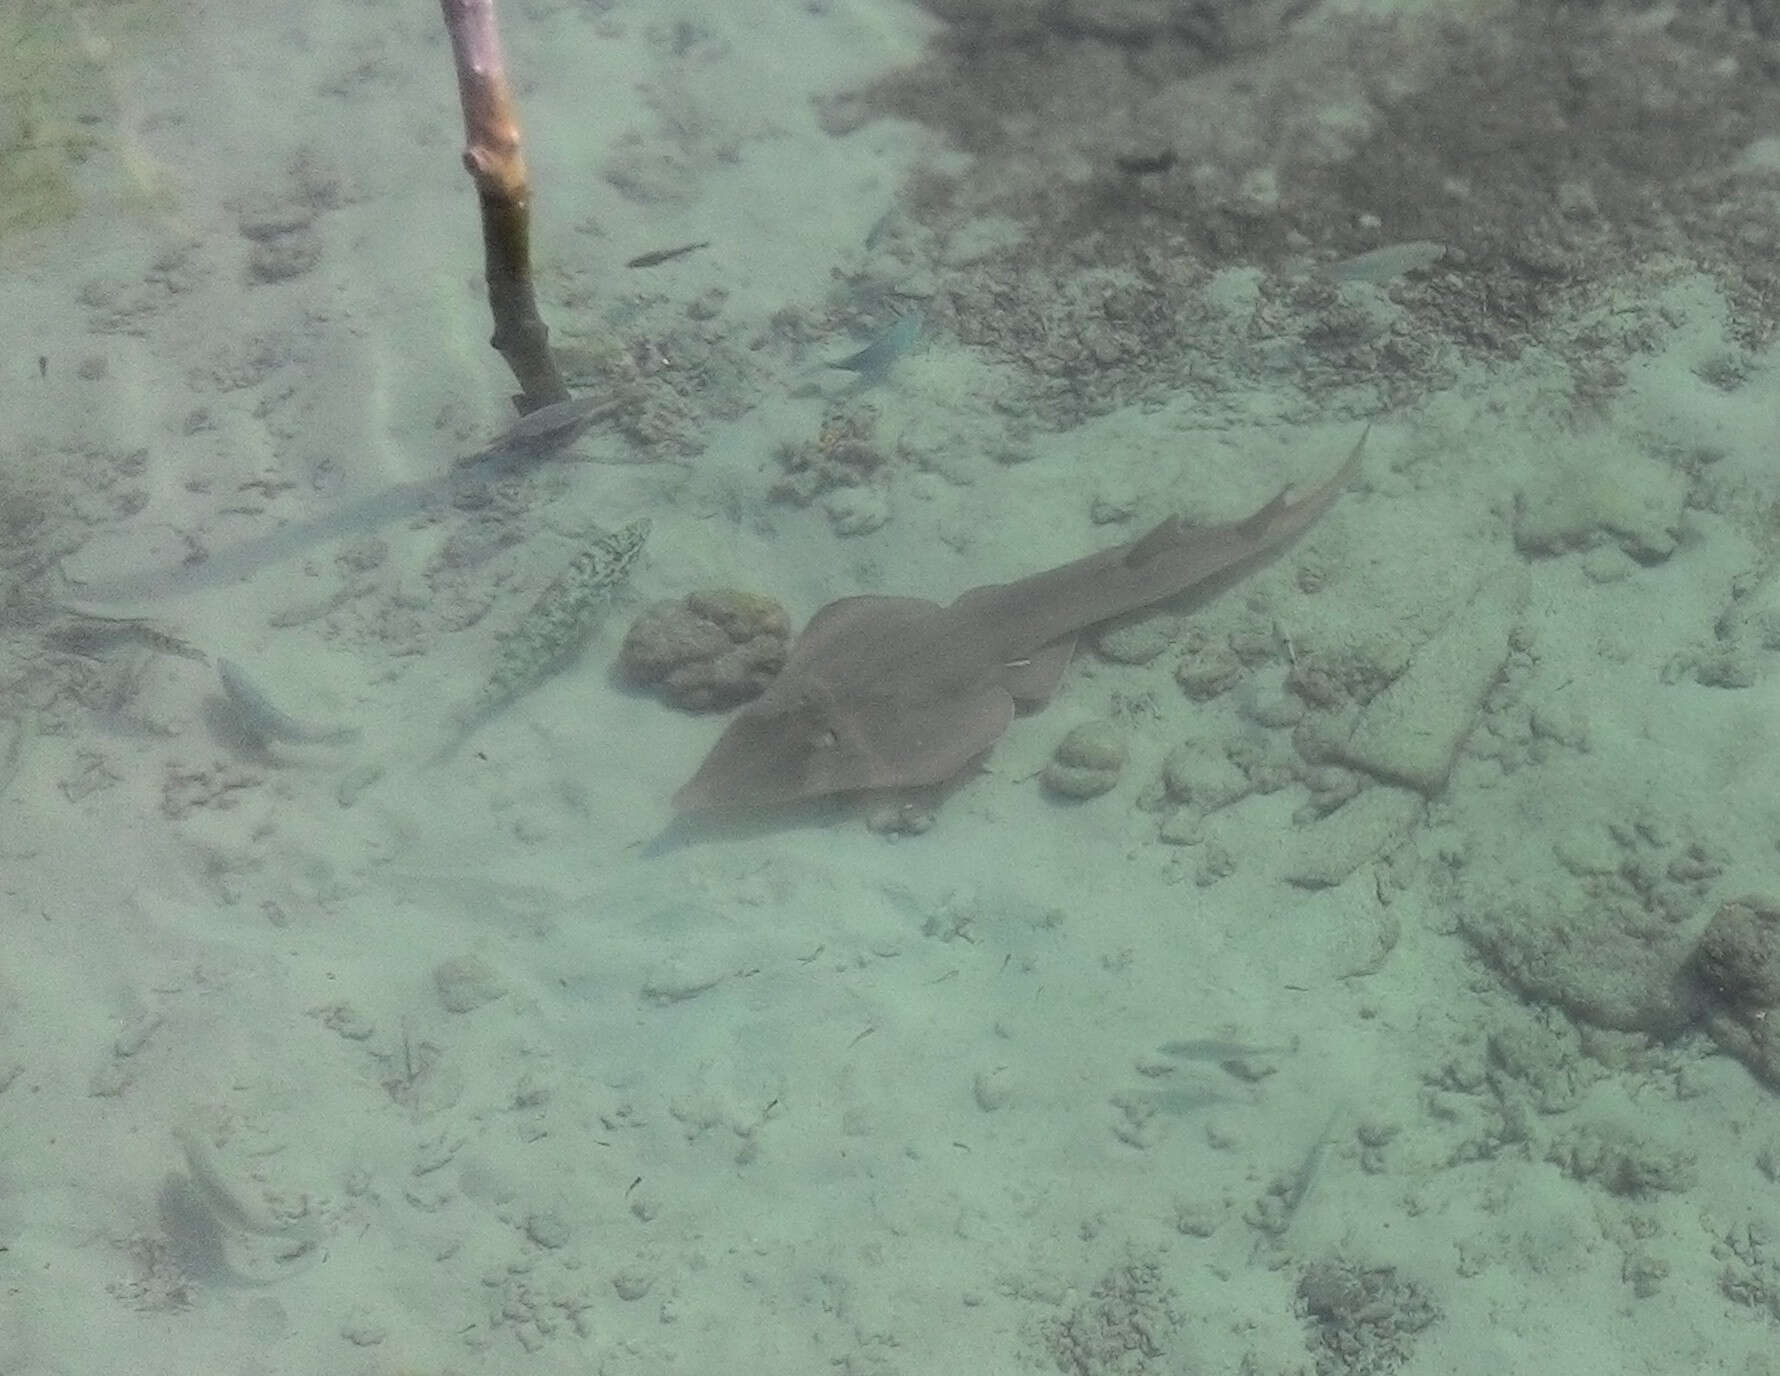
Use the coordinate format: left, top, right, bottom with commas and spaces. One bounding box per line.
5, 1, 1780, 1373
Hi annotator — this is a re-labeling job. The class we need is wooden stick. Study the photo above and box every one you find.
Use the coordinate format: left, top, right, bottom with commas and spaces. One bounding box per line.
439, 0, 567, 410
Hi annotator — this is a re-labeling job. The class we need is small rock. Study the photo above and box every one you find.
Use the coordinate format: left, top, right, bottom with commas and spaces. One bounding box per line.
236, 195, 315, 241
1157, 808, 1203, 846
1513, 438, 1685, 561
1326, 564, 1529, 795
1694, 651, 1756, 689
1042, 720, 1126, 799
1176, 645, 1245, 700
1089, 481, 1138, 524
866, 798, 936, 835
525, 1211, 571, 1249
824, 484, 889, 536
1689, 894, 1780, 1087
1161, 744, 1248, 810
433, 955, 506, 1014
246, 228, 321, 283
1095, 617, 1175, 665
972, 1067, 1013, 1112
339, 1310, 387, 1346
1240, 673, 1304, 729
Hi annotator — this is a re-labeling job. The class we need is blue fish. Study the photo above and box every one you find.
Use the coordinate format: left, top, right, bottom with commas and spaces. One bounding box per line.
827, 311, 922, 383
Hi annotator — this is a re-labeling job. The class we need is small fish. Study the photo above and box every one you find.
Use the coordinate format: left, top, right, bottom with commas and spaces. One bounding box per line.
50, 607, 208, 663
458, 394, 620, 471
1315, 240, 1446, 284
863, 210, 895, 251
1145, 1083, 1242, 1116
173, 1121, 308, 1239
1250, 1106, 1343, 1258
0, 712, 31, 798
625, 240, 710, 269
1158, 1037, 1299, 1064
1113, 148, 1177, 176
165, 1118, 321, 1288
217, 659, 359, 747
827, 311, 922, 383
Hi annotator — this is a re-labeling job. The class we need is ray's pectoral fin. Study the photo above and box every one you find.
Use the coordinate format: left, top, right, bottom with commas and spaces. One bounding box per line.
1000, 635, 1078, 707
671, 691, 842, 813
851, 682, 1016, 791
794, 594, 940, 660
673, 679, 1017, 813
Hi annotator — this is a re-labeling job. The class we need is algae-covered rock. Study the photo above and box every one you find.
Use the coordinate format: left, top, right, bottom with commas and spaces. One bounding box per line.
618, 589, 791, 710
1513, 434, 1686, 562
1042, 719, 1126, 799
1689, 894, 1780, 1089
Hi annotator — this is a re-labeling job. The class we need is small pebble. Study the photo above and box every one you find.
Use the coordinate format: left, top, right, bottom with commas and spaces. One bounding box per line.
972, 1068, 1013, 1112
525, 1211, 571, 1249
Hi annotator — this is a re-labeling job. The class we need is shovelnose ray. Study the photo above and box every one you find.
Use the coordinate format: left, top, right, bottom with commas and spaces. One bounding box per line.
674, 431, 1367, 814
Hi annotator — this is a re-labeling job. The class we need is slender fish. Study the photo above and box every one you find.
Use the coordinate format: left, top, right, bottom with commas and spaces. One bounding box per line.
625, 240, 710, 269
